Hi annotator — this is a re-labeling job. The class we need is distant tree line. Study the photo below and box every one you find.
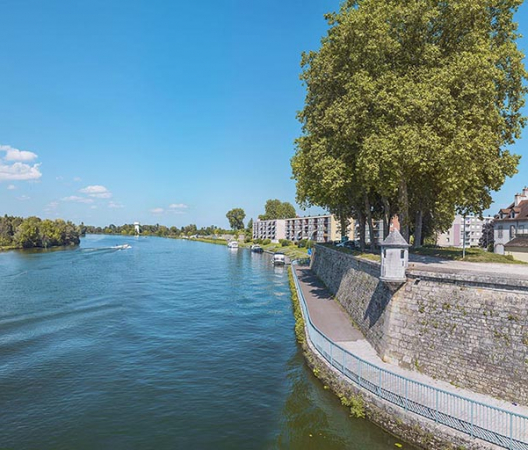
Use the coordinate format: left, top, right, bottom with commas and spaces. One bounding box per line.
83, 223, 237, 238
0, 215, 81, 249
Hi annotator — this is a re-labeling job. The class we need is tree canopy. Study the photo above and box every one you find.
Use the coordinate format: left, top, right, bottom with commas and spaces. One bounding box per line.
226, 208, 246, 230
0, 215, 80, 249
258, 199, 297, 220
292, 0, 526, 248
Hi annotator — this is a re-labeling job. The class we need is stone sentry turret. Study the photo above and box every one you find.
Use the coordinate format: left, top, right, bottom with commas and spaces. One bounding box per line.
380, 216, 410, 283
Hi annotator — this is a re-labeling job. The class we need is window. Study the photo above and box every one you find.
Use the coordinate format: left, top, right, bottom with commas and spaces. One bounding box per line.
498, 225, 503, 238
510, 225, 516, 239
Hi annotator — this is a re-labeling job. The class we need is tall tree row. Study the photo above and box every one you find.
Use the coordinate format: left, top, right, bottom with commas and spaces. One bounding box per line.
292, 0, 526, 248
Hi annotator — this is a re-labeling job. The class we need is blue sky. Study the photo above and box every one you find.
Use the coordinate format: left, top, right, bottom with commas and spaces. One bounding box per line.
1, 1, 527, 228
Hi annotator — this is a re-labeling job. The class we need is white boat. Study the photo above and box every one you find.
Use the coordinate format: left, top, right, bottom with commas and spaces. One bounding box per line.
227, 241, 239, 249
250, 244, 263, 253
113, 244, 131, 250
273, 253, 286, 265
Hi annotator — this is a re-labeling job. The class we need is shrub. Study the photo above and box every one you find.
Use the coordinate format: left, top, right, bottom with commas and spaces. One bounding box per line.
262, 239, 271, 245
280, 239, 293, 247
340, 395, 365, 419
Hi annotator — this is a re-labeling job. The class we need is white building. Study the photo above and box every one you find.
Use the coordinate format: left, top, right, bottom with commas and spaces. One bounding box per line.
494, 187, 528, 260
253, 219, 286, 243
437, 215, 494, 248
253, 214, 354, 243
354, 219, 385, 245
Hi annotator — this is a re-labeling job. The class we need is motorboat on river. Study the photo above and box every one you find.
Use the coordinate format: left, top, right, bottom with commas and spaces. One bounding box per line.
250, 244, 263, 253
227, 241, 239, 249
113, 244, 131, 250
273, 253, 286, 265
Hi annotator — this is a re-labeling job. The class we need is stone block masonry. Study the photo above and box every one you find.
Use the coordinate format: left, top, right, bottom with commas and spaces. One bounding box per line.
311, 245, 528, 407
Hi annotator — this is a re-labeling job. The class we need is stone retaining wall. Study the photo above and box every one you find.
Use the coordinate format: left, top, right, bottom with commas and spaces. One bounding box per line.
311, 245, 528, 406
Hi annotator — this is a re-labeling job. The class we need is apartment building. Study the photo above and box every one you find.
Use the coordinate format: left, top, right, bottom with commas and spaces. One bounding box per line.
437, 215, 494, 248
354, 219, 385, 245
253, 214, 354, 243
494, 187, 528, 260
253, 219, 286, 242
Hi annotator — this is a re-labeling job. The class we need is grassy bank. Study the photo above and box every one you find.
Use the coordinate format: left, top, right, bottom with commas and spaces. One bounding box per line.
320, 243, 381, 262
187, 237, 310, 259
189, 237, 227, 246
255, 242, 309, 260
411, 246, 526, 264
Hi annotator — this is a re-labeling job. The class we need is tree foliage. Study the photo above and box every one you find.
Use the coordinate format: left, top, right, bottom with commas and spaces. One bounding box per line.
0, 215, 80, 249
258, 199, 297, 220
292, 0, 526, 248
226, 208, 246, 230
479, 220, 495, 250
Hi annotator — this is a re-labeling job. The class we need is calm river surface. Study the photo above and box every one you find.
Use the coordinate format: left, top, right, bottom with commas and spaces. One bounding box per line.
0, 235, 412, 449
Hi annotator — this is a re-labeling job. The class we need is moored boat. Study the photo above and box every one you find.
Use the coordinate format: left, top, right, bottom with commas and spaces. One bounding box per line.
250, 244, 263, 253
227, 241, 239, 249
273, 253, 286, 265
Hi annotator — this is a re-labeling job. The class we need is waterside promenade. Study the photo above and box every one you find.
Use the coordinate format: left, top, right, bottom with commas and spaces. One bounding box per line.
292, 263, 528, 450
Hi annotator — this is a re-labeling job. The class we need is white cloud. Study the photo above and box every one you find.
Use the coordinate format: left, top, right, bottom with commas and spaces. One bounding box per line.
79, 185, 112, 198
7, 184, 16, 190
0, 162, 42, 181
73, 177, 82, 182
150, 207, 164, 214
0, 145, 38, 162
90, 205, 97, 209
108, 201, 124, 209
45, 201, 59, 212
169, 203, 188, 209
62, 195, 94, 204
17, 195, 30, 201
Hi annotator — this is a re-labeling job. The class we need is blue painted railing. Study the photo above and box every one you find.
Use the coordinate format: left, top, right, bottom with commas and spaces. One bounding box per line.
291, 261, 528, 450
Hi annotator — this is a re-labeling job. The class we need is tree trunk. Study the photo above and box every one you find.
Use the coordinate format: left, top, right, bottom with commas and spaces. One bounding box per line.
413, 210, 423, 249
364, 194, 376, 252
399, 179, 410, 241
382, 196, 391, 239
358, 210, 366, 252
340, 215, 348, 239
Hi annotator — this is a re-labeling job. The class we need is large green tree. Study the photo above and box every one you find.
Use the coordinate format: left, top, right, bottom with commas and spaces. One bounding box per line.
258, 199, 297, 220
226, 208, 246, 230
293, 0, 526, 247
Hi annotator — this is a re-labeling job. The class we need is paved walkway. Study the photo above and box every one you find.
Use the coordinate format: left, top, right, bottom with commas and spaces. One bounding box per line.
294, 265, 528, 448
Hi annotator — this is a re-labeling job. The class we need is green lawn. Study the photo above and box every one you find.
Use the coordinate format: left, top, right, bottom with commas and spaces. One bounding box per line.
410, 246, 526, 264
190, 237, 227, 246
321, 243, 381, 262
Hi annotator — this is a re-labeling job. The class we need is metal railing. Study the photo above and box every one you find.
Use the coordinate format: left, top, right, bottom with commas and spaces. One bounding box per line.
291, 261, 528, 450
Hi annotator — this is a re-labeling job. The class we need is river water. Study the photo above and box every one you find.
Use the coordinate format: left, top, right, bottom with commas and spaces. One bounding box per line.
0, 235, 411, 449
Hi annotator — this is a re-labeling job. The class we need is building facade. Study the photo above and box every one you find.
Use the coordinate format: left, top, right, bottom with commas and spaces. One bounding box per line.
437, 215, 494, 248
494, 187, 528, 258
253, 214, 354, 243
354, 219, 385, 245
253, 219, 287, 242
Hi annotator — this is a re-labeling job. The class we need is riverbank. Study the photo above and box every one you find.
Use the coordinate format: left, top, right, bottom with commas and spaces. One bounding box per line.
290, 261, 527, 450
188, 237, 309, 260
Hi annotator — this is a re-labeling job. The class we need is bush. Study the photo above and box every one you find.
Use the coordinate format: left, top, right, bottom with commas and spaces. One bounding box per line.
262, 239, 271, 245
298, 239, 315, 249
280, 239, 293, 247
